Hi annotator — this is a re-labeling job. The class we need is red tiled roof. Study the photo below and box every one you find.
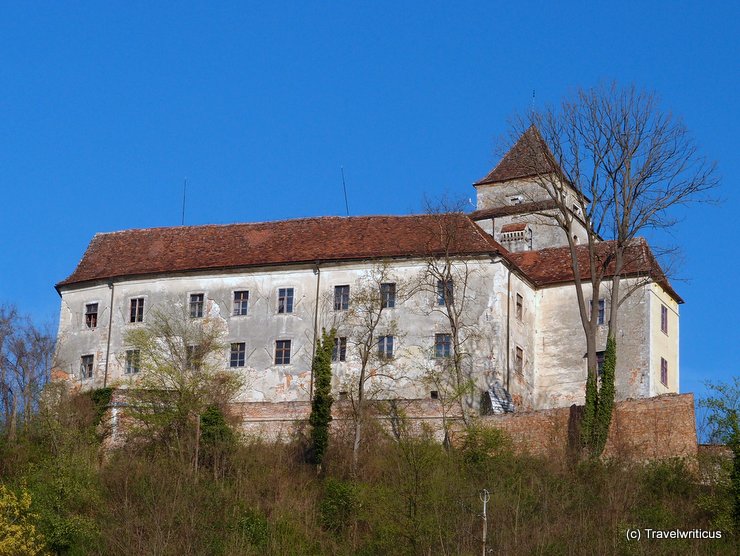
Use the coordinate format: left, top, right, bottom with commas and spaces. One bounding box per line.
57, 215, 505, 289
474, 126, 561, 186
508, 239, 683, 303
500, 223, 528, 233
469, 200, 559, 220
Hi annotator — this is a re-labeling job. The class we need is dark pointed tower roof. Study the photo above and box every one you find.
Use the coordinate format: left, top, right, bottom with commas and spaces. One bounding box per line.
474, 125, 561, 186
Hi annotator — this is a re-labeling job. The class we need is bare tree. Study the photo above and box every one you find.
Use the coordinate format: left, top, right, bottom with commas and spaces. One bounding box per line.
326, 263, 407, 475
511, 82, 717, 453
417, 202, 487, 434
0, 306, 56, 439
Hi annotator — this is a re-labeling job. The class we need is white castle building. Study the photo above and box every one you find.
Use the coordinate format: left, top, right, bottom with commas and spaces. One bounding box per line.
54, 129, 681, 417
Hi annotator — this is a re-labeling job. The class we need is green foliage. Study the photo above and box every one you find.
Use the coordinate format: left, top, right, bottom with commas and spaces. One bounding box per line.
582, 336, 616, 458
700, 377, 740, 531
460, 424, 512, 470
319, 478, 358, 533
308, 329, 335, 466
0, 484, 46, 556
234, 508, 269, 548
87, 387, 113, 427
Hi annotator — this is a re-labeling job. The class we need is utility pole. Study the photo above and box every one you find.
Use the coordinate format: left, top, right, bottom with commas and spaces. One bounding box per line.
480, 488, 490, 556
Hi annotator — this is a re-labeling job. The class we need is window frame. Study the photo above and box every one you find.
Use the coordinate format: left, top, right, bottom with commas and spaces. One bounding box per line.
84, 302, 99, 329
515, 346, 524, 374
437, 279, 454, 307
515, 293, 523, 321
332, 337, 347, 362
380, 282, 396, 309
230, 342, 246, 368
660, 357, 668, 386
233, 290, 250, 316
334, 285, 350, 311
434, 333, 452, 359
277, 287, 294, 314
189, 293, 205, 319
377, 335, 394, 359
660, 304, 668, 335
125, 349, 141, 374
275, 339, 292, 365
591, 298, 606, 326
80, 354, 94, 379
129, 297, 145, 323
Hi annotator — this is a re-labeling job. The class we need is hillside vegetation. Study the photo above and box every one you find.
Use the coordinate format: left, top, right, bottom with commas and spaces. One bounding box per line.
0, 389, 736, 556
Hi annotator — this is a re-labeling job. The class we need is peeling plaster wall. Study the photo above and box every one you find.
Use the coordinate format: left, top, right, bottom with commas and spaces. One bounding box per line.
475, 179, 552, 209
533, 277, 668, 409
56, 258, 522, 409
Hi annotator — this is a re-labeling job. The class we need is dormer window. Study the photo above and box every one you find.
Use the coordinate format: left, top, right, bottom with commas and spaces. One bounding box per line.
499, 223, 528, 242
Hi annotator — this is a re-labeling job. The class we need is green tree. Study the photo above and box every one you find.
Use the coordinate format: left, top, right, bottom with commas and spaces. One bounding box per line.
121, 305, 244, 464
308, 328, 335, 468
701, 377, 740, 530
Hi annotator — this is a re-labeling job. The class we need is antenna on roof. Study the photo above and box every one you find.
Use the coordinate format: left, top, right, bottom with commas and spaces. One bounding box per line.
181, 177, 187, 226
340, 167, 350, 216
530, 89, 536, 115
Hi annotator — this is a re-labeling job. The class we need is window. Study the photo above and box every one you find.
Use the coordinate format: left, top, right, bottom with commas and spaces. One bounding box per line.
230, 342, 246, 368
437, 279, 453, 306
430, 390, 439, 400
332, 337, 347, 362
80, 354, 94, 379
125, 349, 141, 374
334, 285, 350, 311
186, 345, 200, 370
515, 347, 524, 374
378, 335, 394, 359
275, 340, 291, 365
661, 304, 668, 335
189, 293, 204, 318
130, 298, 144, 323
591, 298, 605, 325
510, 195, 523, 205
660, 357, 668, 386
596, 350, 605, 377
85, 303, 98, 329
434, 333, 452, 358
381, 282, 396, 309
516, 294, 523, 321
278, 288, 294, 314
233, 291, 249, 316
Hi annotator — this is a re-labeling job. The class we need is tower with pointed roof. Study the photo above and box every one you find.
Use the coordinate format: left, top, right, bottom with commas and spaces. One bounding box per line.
469, 126, 589, 252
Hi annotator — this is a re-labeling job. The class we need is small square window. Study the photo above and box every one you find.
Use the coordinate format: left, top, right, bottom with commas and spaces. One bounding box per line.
660, 305, 668, 335
515, 346, 524, 374
233, 291, 249, 316
437, 279, 453, 306
660, 357, 668, 386
278, 288, 294, 314
230, 342, 246, 368
430, 390, 439, 400
125, 349, 141, 374
189, 293, 204, 318
85, 303, 98, 329
434, 333, 452, 358
80, 354, 94, 379
380, 283, 396, 309
130, 298, 144, 323
275, 340, 291, 365
334, 285, 350, 311
515, 294, 523, 321
332, 337, 347, 362
378, 335, 394, 359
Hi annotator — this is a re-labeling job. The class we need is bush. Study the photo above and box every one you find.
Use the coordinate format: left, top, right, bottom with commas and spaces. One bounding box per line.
319, 478, 358, 533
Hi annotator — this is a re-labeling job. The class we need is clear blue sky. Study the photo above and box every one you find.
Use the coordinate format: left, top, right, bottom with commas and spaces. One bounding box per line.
0, 2, 737, 404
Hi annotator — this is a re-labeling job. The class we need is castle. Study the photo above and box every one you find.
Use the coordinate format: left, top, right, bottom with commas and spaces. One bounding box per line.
53, 129, 681, 424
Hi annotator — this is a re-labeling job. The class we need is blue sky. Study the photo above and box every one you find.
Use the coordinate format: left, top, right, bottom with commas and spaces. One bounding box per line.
0, 2, 737, 406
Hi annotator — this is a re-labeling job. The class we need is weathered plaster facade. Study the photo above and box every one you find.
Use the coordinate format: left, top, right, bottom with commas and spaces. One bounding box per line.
54, 128, 683, 423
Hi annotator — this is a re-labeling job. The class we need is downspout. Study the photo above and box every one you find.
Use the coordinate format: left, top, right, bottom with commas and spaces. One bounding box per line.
506, 264, 512, 391
103, 281, 115, 388
310, 262, 321, 399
